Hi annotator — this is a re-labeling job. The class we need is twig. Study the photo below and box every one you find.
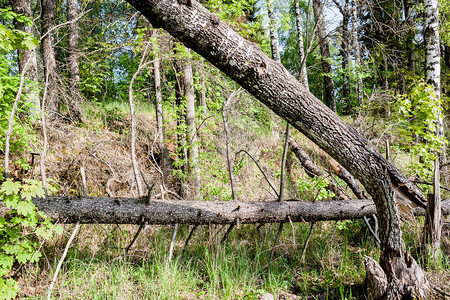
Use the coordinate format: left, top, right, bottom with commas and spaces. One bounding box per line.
269, 222, 284, 265
80, 167, 88, 196
4, 56, 32, 178
288, 216, 296, 246
126, 171, 154, 253
168, 223, 179, 262
278, 124, 290, 201
220, 223, 235, 244
129, 40, 155, 196
222, 90, 241, 202
300, 222, 315, 261
363, 215, 380, 247
181, 225, 198, 257
236, 149, 279, 198
125, 221, 144, 253
412, 180, 450, 192
46, 223, 80, 300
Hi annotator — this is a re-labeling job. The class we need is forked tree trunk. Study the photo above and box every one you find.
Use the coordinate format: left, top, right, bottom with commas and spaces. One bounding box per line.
312, 0, 336, 112
423, 0, 443, 255
67, 0, 83, 123
125, 0, 431, 297
11, 0, 40, 117
41, 0, 60, 116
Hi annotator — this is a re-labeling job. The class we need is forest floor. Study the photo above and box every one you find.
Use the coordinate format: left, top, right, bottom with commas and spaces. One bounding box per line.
11, 100, 450, 299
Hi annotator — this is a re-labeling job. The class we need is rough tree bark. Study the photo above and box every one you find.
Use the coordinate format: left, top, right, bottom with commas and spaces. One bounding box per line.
423, 0, 443, 255
125, 0, 431, 297
312, 0, 336, 112
67, 0, 83, 123
4, 197, 447, 225
41, 0, 60, 116
294, 0, 309, 89
11, 0, 40, 116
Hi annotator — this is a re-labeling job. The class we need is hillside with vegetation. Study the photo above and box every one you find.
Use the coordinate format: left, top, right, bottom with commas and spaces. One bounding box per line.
1, 0, 450, 299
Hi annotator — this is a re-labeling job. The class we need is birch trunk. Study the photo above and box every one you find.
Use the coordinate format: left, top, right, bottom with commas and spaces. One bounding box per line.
11, 0, 40, 117
423, 0, 443, 255
266, 0, 280, 63
125, 0, 431, 297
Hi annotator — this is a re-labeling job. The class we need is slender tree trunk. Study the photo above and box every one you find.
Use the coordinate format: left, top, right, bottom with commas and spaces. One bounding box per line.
173, 53, 188, 196
199, 64, 207, 117
11, 0, 40, 117
312, 0, 336, 112
151, 30, 170, 177
423, 0, 442, 255
295, 0, 309, 89
41, 0, 59, 117
67, 0, 82, 123
183, 54, 201, 197
125, 0, 432, 297
403, 0, 415, 72
340, 4, 351, 114
351, 0, 363, 105
266, 0, 280, 63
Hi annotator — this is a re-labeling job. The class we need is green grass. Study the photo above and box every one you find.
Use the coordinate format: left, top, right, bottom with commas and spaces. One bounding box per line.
19, 221, 381, 299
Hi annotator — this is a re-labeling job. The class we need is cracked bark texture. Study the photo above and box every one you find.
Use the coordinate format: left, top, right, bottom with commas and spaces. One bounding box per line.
124, 0, 430, 297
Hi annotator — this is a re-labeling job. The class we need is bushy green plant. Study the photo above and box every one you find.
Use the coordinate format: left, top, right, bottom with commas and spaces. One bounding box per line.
392, 80, 446, 183
295, 176, 335, 201
0, 176, 61, 299
0, 8, 39, 155
0, 9, 61, 299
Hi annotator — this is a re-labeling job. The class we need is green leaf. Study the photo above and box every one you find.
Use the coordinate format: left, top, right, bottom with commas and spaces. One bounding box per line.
0, 179, 21, 196
16, 201, 35, 216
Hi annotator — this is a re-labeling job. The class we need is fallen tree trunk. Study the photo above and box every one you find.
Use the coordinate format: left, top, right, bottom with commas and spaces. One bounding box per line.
4, 197, 448, 225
